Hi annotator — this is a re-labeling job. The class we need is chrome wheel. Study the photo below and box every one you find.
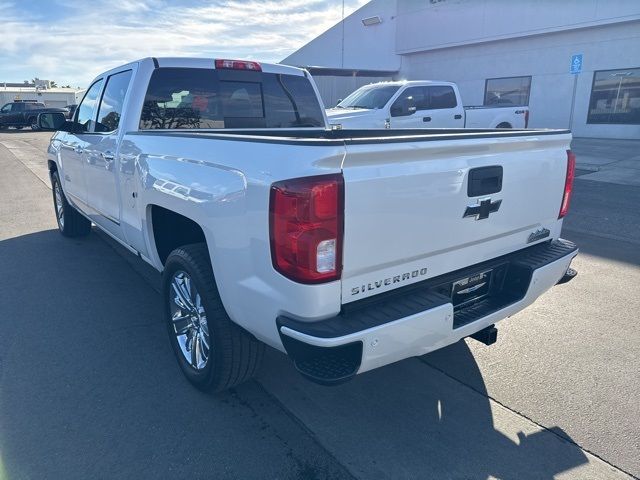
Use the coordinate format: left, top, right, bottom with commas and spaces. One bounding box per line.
169, 271, 210, 370
54, 181, 64, 229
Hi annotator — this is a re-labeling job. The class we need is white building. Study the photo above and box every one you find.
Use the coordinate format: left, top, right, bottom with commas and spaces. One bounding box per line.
283, 0, 640, 139
0, 83, 85, 108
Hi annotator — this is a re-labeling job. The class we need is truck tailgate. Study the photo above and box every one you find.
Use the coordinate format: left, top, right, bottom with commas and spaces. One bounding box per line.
340, 131, 571, 303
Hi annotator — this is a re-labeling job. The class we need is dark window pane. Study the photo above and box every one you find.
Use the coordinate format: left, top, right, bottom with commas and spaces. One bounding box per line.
484, 76, 531, 106
426, 86, 457, 109
76, 79, 104, 132
95, 70, 132, 132
140, 68, 324, 130
587, 68, 640, 125
391, 86, 425, 112
267, 74, 326, 127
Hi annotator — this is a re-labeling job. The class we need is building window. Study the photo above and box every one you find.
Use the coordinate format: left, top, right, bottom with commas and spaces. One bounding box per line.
484, 76, 531, 106
587, 68, 640, 125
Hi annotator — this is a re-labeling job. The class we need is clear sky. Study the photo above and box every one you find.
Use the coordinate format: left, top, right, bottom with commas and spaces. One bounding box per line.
0, 0, 367, 87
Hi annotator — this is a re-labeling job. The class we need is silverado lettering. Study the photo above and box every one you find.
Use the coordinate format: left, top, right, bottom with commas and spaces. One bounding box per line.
351, 268, 429, 295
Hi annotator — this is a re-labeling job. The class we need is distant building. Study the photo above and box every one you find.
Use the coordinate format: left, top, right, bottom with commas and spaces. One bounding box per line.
0, 82, 85, 108
283, 0, 640, 139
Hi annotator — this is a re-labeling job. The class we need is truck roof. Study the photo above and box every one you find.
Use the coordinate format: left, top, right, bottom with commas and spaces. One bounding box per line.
97, 57, 306, 79
153, 57, 305, 76
361, 80, 457, 88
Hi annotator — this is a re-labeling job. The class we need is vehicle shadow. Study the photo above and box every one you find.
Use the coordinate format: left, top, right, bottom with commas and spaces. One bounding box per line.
258, 341, 589, 480
0, 229, 589, 479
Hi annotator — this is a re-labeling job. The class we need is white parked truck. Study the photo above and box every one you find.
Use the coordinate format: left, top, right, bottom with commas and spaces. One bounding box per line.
326, 81, 529, 130
39, 58, 577, 392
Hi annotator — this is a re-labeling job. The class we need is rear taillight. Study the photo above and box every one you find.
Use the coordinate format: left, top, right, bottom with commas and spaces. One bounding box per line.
270, 174, 344, 284
559, 150, 576, 218
215, 59, 262, 71
524, 110, 530, 128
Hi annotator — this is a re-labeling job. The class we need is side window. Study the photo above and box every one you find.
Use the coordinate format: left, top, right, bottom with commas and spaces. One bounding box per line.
1, 104, 12, 113
13, 103, 25, 112
390, 87, 423, 116
425, 86, 457, 109
95, 70, 133, 133
75, 79, 104, 133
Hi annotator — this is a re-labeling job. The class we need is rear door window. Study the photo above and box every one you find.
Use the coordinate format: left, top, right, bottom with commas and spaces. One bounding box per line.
139, 67, 324, 129
425, 86, 457, 109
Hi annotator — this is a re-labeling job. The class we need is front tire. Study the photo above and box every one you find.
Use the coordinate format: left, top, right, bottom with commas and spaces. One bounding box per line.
29, 117, 39, 130
51, 170, 91, 237
163, 244, 264, 392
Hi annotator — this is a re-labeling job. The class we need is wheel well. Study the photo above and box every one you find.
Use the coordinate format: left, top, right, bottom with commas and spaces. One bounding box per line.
496, 122, 512, 129
151, 205, 207, 265
48, 160, 57, 173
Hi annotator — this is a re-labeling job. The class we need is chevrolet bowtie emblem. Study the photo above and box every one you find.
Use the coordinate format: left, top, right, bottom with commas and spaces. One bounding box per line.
463, 198, 502, 220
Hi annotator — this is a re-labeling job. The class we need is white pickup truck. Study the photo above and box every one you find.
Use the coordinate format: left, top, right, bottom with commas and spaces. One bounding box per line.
326, 81, 529, 130
39, 58, 577, 392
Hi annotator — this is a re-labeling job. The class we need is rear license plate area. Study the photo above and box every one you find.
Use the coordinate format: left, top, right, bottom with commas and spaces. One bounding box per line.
451, 270, 493, 308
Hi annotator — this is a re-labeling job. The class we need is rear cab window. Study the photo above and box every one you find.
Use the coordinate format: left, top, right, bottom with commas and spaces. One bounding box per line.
139, 68, 324, 129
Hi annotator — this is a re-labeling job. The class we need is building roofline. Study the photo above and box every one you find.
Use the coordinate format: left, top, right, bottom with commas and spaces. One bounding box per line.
298, 66, 398, 77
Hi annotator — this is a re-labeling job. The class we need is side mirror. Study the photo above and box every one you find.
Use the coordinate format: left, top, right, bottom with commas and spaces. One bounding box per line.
336, 99, 343, 105
38, 112, 69, 131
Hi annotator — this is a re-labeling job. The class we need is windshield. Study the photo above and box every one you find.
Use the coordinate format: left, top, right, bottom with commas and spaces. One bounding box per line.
336, 85, 400, 110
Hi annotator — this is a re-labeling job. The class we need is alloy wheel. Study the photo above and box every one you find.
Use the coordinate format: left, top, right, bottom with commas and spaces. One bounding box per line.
169, 271, 210, 370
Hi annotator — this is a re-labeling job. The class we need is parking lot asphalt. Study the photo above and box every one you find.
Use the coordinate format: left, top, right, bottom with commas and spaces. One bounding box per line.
0, 131, 638, 480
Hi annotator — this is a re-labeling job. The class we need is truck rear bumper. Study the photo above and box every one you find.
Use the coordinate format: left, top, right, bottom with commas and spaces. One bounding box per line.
277, 239, 578, 385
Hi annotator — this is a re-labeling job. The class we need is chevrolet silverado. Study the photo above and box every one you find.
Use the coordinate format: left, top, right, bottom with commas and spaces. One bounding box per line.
38, 57, 577, 392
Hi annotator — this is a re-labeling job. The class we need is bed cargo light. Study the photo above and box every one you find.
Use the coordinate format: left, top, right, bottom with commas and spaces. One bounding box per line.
270, 174, 344, 284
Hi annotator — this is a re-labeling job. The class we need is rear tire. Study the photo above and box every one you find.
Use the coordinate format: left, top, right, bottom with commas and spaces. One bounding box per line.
29, 117, 39, 130
496, 122, 512, 129
163, 243, 264, 392
51, 170, 91, 237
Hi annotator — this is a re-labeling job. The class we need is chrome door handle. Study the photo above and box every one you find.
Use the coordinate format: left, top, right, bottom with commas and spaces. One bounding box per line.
101, 151, 115, 162
74, 145, 83, 154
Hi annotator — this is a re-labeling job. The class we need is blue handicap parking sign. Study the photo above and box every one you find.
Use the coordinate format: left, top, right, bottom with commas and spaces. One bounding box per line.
570, 54, 583, 74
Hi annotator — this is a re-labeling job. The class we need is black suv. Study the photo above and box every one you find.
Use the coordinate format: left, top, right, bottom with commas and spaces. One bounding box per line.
0, 101, 68, 130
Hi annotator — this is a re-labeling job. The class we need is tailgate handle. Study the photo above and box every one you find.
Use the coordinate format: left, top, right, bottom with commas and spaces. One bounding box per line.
468, 166, 503, 197
423, 116, 431, 122
454, 114, 462, 119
